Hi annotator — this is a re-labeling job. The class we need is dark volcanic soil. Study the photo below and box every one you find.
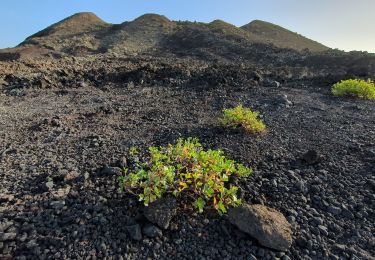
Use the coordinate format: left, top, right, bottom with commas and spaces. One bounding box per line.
0, 55, 374, 260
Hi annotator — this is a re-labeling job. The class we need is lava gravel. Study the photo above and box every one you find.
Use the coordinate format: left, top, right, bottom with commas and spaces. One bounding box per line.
0, 55, 374, 260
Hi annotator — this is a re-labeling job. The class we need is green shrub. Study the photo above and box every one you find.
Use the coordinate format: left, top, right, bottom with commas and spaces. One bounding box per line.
119, 138, 252, 214
332, 79, 375, 99
219, 105, 266, 134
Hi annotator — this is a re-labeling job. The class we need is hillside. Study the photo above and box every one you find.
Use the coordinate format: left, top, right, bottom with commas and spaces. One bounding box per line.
102, 14, 177, 54
26, 12, 109, 38
10, 12, 330, 59
19, 12, 111, 55
242, 20, 329, 52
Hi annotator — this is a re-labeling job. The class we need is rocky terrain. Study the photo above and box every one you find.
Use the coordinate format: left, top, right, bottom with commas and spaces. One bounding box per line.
0, 13, 374, 260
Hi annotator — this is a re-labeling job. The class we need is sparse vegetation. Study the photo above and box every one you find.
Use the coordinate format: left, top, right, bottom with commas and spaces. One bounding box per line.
119, 138, 252, 214
332, 79, 375, 99
219, 105, 266, 134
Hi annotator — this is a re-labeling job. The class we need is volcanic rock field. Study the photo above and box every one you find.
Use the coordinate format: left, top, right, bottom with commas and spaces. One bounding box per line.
0, 13, 374, 260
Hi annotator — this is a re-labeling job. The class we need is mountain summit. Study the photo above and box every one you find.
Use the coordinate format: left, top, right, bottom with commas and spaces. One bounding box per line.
26, 12, 109, 38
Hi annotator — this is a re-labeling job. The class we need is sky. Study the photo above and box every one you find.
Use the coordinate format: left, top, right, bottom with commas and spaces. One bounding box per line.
1, 0, 374, 53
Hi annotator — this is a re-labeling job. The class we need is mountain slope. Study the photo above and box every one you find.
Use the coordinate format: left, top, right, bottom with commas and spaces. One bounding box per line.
20, 12, 111, 55
7, 13, 331, 60
26, 12, 109, 38
241, 20, 329, 52
102, 14, 177, 53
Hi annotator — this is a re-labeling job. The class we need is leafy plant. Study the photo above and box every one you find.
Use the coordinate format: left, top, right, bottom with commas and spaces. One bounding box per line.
219, 105, 266, 134
119, 138, 252, 214
129, 146, 138, 156
331, 79, 375, 99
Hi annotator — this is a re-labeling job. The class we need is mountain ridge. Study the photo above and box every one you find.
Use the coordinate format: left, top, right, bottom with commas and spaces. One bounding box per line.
2, 12, 330, 60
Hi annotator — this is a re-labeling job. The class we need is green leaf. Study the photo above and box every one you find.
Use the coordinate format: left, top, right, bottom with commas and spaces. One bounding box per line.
153, 186, 161, 197
203, 184, 214, 197
217, 201, 227, 214
195, 197, 206, 213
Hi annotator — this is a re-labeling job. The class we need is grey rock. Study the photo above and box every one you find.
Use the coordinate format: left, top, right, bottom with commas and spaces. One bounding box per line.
117, 157, 127, 168
100, 242, 107, 251
9, 88, 25, 97
50, 200, 65, 209
228, 204, 293, 251
77, 81, 88, 88
144, 198, 177, 229
302, 150, 320, 165
142, 224, 163, 238
287, 209, 298, 217
329, 254, 339, 260
257, 248, 265, 257
318, 225, 329, 236
64, 171, 80, 181
55, 185, 71, 197
368, 179, 375, 190
327, 206, 342, 215
333, 244, 346, 251
126, 224, 142, 241
251, 71, 263, 82
0, 221, 14, 232
45, 181, 54, 190
311, 217, 324, 226
278, 94, 293, 107
0, 232, 17, 241
0, 194, 15, 202
341, 206, 354, 219
295, 180, 308, 193
99, 165, 122, 176
266, 79, 281, 88
26, 239, 38, 249
287, 215, 296, 223
174, 238, 182, 245
347, 246, 375, 260
365, 149, 375, 157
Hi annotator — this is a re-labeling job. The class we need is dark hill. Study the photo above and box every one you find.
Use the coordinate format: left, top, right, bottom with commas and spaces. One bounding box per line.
131, 13, 173, 26
25, 12, 109, 39
20, 12, 111, 55
13, 13, 330, 59
101, 14, 177, 54
242, 20, 329, 52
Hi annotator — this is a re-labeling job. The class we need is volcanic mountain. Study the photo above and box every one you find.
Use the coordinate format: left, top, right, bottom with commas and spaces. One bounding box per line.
27, 12, 109, 38
6, 12, 330, 59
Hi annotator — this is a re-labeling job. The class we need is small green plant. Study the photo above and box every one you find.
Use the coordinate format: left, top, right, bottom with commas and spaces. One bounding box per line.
129, 146, 138, 156
331, 79, 375, 99
219, 105, 266, 134
119, 138, 252, 214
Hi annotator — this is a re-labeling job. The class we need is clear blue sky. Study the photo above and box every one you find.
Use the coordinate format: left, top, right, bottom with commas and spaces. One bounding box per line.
1, 0, 374, 52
